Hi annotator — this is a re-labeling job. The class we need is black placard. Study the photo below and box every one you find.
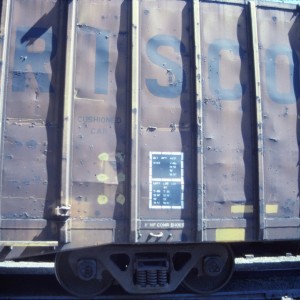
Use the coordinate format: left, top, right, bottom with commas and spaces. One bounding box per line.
152, 154, 182, 179
149, 152, 184, 209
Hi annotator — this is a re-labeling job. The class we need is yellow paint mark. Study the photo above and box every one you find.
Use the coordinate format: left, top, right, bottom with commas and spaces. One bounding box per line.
97, 195, 108, 205
266, 204, 278, 214
216, 228, 245, 242
231, 205, 253, 214
98, 153, 109, 161
116, 194, 125, 205
96, 173, 109, 182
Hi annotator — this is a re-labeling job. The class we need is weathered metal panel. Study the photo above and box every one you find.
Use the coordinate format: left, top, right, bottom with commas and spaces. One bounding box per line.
0, 0, 67, 251
0, 0, 299, 260
256, 4, 300, 239
137, 0, 196, 243
66, 0, 130, 245
199, 1, 257, 241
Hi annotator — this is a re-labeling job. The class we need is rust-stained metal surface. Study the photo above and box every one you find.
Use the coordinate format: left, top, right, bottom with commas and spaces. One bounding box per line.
137, 0, 196, 242
0, 0, 298, 260
68, 0, 131, 246
199, 1, 257, 241
256, 5, 300, 239
0, 0, 67, 259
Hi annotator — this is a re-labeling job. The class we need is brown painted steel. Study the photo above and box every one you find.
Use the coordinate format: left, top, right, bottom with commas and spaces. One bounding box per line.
199, 1, 258, 241
137, 0, 196, 243
257, 5, 300, 239
67, 0, 131, 246
0, 0, 298, 260
0, 0, 67, 257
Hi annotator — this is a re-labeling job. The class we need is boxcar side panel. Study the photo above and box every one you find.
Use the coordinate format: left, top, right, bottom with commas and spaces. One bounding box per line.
137, 0, 197, 243
67, 0, 130, 246
0, 0, 67, 251
0, 0, 299, 261
199, 1, 257, 242
257, 5, 300, 239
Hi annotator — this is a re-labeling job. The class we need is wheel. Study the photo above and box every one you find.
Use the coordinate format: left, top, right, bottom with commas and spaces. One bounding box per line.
182, 244, 234, 294
55, 250, 114, 297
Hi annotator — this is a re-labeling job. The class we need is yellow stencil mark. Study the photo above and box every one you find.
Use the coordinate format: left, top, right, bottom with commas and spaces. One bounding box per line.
97, 195, 108, 205
116, 194, 125, 205
96, 173, 109, 182
216, 228, 245, 242
266, 204, 278, 214
98, 153, 109, 161
231, 205, 253, 214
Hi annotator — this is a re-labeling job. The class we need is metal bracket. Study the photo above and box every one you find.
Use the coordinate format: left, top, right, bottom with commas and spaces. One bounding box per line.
55, 205, 71, 218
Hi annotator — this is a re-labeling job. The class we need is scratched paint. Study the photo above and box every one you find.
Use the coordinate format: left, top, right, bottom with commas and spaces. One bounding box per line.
2, 0, 67, 223
70, 0, 130, 228
200, 2, 257, 223
257, 7, 299, 220
0, 0, 299, 259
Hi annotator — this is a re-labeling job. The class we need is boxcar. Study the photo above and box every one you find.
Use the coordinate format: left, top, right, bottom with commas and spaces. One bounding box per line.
0, 0, 299, 297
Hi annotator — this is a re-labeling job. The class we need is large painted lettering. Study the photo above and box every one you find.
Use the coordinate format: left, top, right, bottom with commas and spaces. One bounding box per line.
13, 27, 57, 93
146, 35, 186, 98
265, 45, 298, 104
77, 25, 109, 95
208, 39, 245, 100
12, 26, 298, 104
94, 30, 109, 95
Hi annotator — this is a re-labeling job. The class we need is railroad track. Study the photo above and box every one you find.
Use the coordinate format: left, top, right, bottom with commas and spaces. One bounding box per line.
0, 256, 300, 299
